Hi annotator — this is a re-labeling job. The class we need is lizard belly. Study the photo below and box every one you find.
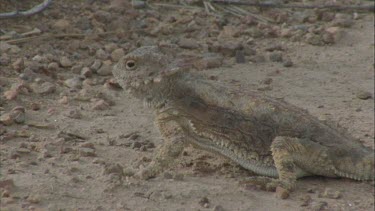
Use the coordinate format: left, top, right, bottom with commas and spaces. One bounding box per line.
188, 134, 280, 178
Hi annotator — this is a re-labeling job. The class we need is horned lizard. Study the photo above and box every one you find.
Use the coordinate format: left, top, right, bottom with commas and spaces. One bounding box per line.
112, 45, 374, 195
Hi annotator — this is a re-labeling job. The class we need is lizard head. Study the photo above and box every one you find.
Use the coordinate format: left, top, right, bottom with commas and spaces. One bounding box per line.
112, 45, 183, 95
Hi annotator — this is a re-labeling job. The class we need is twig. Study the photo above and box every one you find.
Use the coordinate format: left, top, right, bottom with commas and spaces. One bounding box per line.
210, 0, 375, 12
5, 31, 119, 45
0, 0, 53, 19
152, 3, 200, 10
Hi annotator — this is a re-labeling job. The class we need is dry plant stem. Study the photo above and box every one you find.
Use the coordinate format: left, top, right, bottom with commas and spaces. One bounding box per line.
0, 0, 53, 19
5, 31, 119, 45
211, 0, 375, 12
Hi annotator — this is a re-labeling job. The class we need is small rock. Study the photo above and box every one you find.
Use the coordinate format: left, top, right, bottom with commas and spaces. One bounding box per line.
79, 148, 96, 157
102, 163, 124, 176
27, 194, 41, 204
275, 186, 289, 199
111, 48, 125, 62
300, 195, 312, 207
92, 99, 110, 110
325, 27, 344, 43
310, 201, 327, 211
0, 179, 15, 190
194, 53, 223, 70
90, 59, 102, 72
12, 58, 24, 72
178, 38, 199, 49
249, 55, 266, 63
322, 188, 342, 199
356, 90, 372, 100
283, 59, 293, 67
332, 13, 354, 28
31, 102, 41, 111
71, 64, 83, 74
235, 50, 246, 63
199, 196, 210, 208
64, 109, 82, 119
212, 205, 225, 211
97, 63, 112, 76
81, 67, 93, 78
47, 62, 59, 71
305, 33, 324, 46
32, 82, 56, 95
58, 96, 69, 104
64, 77, 82, 89
0, 53, 10, 65
265, 44, 284, 52
269, 52, 283, 62
173, 173, 184, 181
163, 172, 173, 179
60, 56, 73, 67
96, 49, 108, 60
2, 189, 10, 197
53, 19, 71, 31
132, 0, 146, 9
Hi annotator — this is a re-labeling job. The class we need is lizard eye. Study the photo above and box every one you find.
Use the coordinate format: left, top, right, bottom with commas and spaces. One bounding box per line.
125, 60, 136, 70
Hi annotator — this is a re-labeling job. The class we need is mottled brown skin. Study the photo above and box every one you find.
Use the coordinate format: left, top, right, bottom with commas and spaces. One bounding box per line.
112, 46, 374, 195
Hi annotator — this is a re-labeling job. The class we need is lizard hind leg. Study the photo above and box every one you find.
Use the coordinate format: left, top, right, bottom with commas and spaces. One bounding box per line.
243, 136, 329, 193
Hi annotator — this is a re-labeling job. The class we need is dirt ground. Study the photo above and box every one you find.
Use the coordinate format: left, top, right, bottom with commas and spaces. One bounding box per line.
0, 0, 374, 210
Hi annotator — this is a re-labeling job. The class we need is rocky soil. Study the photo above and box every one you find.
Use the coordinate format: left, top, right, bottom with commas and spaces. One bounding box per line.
0, 0, 374, 210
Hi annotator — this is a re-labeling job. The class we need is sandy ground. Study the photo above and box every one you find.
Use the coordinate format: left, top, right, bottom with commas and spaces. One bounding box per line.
0, 1, 374, 210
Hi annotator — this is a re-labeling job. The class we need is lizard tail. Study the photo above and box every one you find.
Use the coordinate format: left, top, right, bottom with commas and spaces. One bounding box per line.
332, 147, 374, 181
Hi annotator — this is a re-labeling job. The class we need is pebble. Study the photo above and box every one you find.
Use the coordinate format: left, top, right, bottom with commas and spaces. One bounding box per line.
283, 59, 293, 67
64, 109, 82, 119
64, 77, 82, 89
194, 53, 223, 70
32, 82, 56, 95
235, 50, 246, 63
90, 59, 102, 72
79, 148, 96, 157
269, 52, 283, 62
111, 48, 125, 62
0, 179, 15, 190
96, 49, 109, 60
163, 172, 173, 179
60, 56, 73, 67
0, 53, 10, 65
275, 186, 289, 199
305, 33, 324, 46
299, 195, 311, 207
356, 90, 372, 100
71, 64, 83, 74
92, 99, 110, 110
81, 67, 93, 78
102, 163, 124, 176
12, 58, 24, 72
47, 62, 59, 71
27, 194, 41, 204
132, 0, 146, 9
178, 38, 200, 49
58, 96, 69, 104
199, 196, 210, 208
310, 201, 327, 211
53, 19, 71, 31
249, 55, 266, 63
212, 205, 225, 211
97, 63, 112, 76
321, 188, 342, 199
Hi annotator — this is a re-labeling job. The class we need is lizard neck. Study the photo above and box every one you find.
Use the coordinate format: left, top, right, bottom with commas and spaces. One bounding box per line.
131, 71, 197, 109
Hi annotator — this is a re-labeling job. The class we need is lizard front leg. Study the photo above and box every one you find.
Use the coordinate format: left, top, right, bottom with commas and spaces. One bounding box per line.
136, 115, 186, 180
